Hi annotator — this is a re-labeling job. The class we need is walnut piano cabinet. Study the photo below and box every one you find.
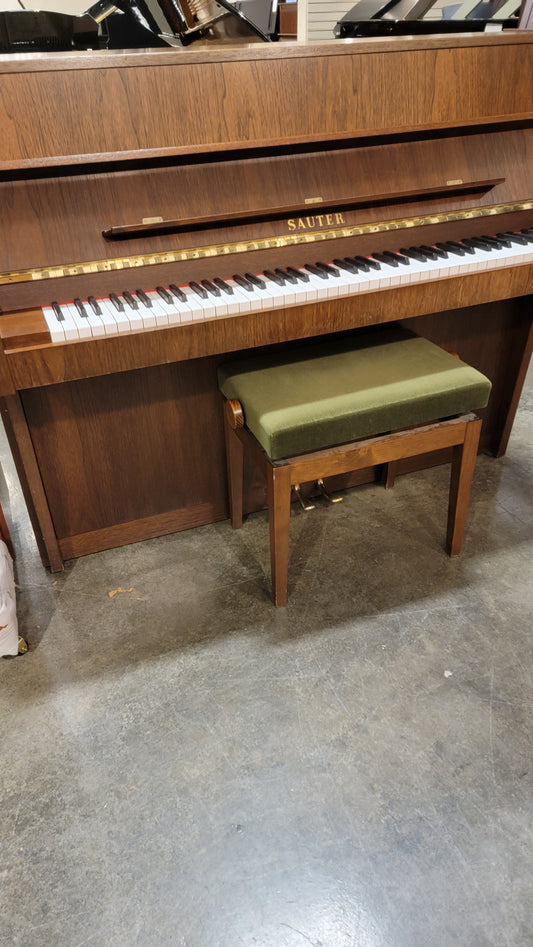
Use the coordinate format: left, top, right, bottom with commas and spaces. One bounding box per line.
0, 36, 533, 572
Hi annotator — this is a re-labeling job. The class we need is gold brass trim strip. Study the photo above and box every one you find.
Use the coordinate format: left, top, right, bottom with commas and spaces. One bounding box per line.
1, 200, 532, 287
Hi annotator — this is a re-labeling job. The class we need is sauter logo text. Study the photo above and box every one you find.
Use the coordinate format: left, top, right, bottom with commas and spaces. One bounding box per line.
287, 213, 347, 231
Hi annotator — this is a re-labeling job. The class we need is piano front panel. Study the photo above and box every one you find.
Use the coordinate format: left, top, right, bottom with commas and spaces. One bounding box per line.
2, 38, 533, 169
18, 358, 230, 558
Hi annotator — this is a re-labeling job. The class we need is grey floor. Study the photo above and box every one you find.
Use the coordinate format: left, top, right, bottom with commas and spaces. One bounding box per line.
1, 371, 532, 947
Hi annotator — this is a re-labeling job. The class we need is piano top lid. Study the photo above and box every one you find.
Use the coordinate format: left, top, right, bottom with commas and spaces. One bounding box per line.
1, 35, 533, 170
1, 31, 533, 68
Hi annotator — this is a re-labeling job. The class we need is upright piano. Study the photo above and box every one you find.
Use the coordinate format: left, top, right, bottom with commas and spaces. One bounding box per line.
1, 35, 532, 571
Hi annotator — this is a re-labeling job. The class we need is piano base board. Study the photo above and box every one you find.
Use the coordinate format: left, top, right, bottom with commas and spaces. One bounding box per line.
53, 447, 488, 565
2, 297, 532, 573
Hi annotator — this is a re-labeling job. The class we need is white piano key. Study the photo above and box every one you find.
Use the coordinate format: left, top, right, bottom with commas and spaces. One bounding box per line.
288, 271, 319, 303
246, 276, 287, 310
224, 280, 255, 312
66, 302, 104, 339
187, 284, 221, 320
64, 303, 90, 339
42, 231, 533, 345
56, 304, 79, 341
175, 286, 209, 320
120, 295, 145, 332
94, 299, 120, 335
195, 285, 230, 320
42, 304, 66, 343
145, 291, 172, 326
133, 294, 159, 329
100, 298, 132, 333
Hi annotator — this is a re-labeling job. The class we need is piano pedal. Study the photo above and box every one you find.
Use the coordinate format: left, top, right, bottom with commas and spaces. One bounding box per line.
316, 478, 344, 503
293, 484, 315, 511
18, 637, 28, 655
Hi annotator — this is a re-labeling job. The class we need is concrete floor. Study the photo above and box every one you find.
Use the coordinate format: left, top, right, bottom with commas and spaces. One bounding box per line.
1, 369, 532, 947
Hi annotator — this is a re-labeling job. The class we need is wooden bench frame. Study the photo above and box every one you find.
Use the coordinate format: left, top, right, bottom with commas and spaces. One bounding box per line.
223, 398, 482, 606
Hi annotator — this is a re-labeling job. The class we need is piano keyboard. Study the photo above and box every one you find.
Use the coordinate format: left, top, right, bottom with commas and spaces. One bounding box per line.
42, 231, 533, 344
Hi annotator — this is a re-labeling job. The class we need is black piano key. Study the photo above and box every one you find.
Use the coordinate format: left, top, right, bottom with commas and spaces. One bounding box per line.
333, 258, 356, 273
264, 269, 285, 286
74, 298, 88, 318
169, 283, 187, 302
51, 301, 65, 322
233, 274, 254, 292
424, 244, 447, 258
418, 245, 440, 260
279, 268, 299, 284
343, 257, 365, 272
201, 279, 220, 296
123, 291, 139, 309
483, 234, 502, 250
136, 289, 152, 307
244, 272, 266, 289
109, 293, 124, 312
372, 252, 398, 267
286, 266, 309, 282
157, 286, 173, 303
499, 231, 529, 246
436, 242, 466, 257
213, 278, 233, 295
520, 228, 533, 241
407, 246, 431, 261
315, 261, 340, 276
493, 233, 512, 247
451, 240, 475, 255
88, 295, 102, 315
305, 263, 328, 279
355, 255, 380, 270
382, 250, 410, 266
462, 237, 493, 251
400, 247, 427, 262
480, 235, 504, 249
190, 281, 208, 299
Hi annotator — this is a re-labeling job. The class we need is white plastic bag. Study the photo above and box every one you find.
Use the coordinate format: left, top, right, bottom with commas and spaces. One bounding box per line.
0, 539, 18, 657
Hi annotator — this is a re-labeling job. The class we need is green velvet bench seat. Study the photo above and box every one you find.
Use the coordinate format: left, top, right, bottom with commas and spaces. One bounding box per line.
218, 325, 492, 606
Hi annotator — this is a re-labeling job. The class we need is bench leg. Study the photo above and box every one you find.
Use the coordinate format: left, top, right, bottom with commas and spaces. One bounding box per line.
382, 460, 398, 490
446, 418, 482, 557
223, 409, 244, 529
267, 464, 292, 606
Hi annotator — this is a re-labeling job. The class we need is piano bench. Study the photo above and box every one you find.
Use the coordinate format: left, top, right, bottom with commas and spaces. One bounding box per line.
218, 326, 492, 606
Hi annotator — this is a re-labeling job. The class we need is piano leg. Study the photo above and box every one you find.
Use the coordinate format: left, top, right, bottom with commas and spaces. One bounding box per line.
494, 314, 533, 458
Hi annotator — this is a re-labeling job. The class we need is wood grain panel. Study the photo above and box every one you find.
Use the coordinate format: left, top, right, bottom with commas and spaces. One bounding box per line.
1, 38, 533, 168
20, 358, 227, 542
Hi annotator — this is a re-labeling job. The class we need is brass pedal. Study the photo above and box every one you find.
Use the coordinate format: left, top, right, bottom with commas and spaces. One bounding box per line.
316, 478, 343, 503
293, 484, 315, 511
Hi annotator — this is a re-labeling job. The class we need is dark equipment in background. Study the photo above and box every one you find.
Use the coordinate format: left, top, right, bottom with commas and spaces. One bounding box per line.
334, 0, 521, 36
0, 0, 276, 52
0, 8, 99, 49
